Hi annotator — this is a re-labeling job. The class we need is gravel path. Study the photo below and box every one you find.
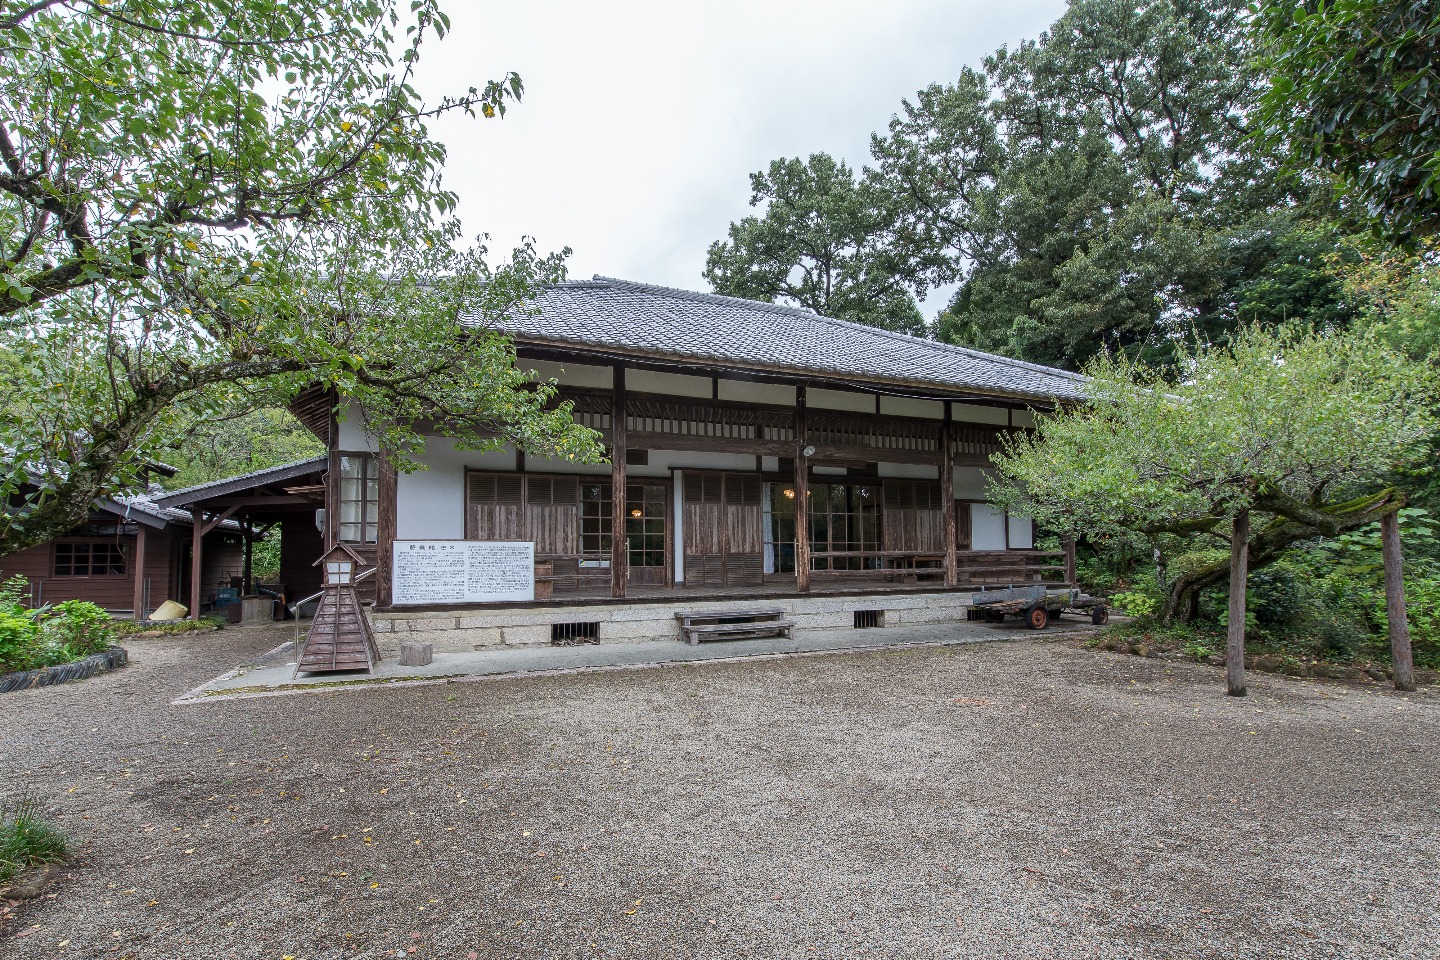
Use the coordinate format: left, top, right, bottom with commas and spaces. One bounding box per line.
1, 625, 1436, 959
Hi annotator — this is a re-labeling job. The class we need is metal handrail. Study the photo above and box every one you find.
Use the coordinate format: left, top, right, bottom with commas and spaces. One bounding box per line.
286, 565, 376, 617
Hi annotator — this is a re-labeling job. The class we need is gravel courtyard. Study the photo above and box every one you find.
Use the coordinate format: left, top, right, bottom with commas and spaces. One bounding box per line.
1, 625, 1436, 960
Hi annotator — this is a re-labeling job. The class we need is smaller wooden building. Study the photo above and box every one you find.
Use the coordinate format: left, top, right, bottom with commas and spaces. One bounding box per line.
0, 488, 243, 619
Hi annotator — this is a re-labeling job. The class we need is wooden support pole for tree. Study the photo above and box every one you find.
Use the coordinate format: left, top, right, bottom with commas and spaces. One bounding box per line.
375, 450, 398, 610
190, 508, 204, 622
1226, 509, 1249, 697
610, 365, 627, 599
795, 384, 811, 593
1063, 537, 1077, 587
131, 522, 148, 622
942, 402, 958, 588
1381, 510, 1416, 692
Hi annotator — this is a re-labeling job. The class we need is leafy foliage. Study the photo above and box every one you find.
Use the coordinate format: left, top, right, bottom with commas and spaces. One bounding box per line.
991, 325, 1440, 620
703, 154, 924, 334
1254, 0, 1440, 241
0, 577, 116, 673
0, 0, 605, 557
866, 0, 1357, 369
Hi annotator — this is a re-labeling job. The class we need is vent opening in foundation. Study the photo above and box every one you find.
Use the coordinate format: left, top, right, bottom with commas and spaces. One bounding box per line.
853, 610, 883, 629
551, 621, 601, 645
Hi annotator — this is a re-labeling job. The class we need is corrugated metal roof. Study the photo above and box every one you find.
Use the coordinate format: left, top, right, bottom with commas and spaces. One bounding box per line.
470, 276, 1085, 403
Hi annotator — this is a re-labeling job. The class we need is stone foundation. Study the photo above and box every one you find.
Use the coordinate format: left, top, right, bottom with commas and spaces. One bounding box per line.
368, 592, 977, 657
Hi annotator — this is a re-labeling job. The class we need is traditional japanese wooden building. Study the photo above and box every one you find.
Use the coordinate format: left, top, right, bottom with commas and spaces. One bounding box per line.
290, 277, 1087, 651
0, 479, 247, 619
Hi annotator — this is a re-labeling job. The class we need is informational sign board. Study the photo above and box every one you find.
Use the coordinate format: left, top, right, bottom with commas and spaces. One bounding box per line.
392, 540, 535, 605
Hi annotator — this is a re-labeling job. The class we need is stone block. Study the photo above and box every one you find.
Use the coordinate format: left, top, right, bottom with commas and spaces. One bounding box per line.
452, 626, 505, 648
398, 641, 434, 667
502, 624, 552, 646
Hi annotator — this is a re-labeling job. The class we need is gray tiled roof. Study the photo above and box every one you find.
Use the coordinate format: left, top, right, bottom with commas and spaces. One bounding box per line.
471, 277, 1085, 403
153, 458, 327, 508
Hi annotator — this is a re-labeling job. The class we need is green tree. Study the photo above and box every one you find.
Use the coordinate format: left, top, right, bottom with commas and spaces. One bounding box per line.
704, 153, 925, 335
161, 407, 325, 488
990, 326, 1439, 690
1254, 0, 1440, 241
0, 0, 603, 557
872, 0, 1357, 369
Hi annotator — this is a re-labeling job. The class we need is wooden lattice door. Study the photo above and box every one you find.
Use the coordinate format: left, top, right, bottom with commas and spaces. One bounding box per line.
683, 472, 762, 586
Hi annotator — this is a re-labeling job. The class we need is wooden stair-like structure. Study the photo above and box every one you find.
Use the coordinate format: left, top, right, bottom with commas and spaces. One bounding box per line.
295, 582, 379, 675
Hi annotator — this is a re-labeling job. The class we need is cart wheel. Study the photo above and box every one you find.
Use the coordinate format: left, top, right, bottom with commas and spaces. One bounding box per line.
1026, 606, 1049, 630
1091, 606, 1110, 626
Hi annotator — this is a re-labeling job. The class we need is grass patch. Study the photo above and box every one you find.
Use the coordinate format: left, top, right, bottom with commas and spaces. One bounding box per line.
0, 795, 67, 884
113, 616, 224, 637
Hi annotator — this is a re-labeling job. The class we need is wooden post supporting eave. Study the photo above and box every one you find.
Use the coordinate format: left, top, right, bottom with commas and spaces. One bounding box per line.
795, 384, 811, 593
941, 402, 957, 588
131, 522, 148, 621
1381, 510, 1416, 692
190, 508, 204, 621
610, 366, 627, 599
241, 519, 253, 596
376, 450, 398, 609
1226, 509, 1249, 697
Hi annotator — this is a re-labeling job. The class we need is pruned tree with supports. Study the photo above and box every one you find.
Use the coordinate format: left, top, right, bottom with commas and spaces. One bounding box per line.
990, 325, 1439, 694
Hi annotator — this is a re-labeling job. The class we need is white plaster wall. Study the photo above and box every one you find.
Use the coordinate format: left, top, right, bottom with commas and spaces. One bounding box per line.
524, 454, 611, 476
952, 403, 1008, 426
629, 369, 712, 398
1012, 409, 1037, 428
394, 436, 513, 540
879, 396, 944, 420
336, 402, 379, 453
953, 467, 992, 500
972, 504, 1008, 550
760, 456, 780, 472
526, 359, 612, 390
1007, 513, 1035, 549
647, 450, 758, 472
809, 387, 874, 413
880, 462, 939, 480
718, 380, 795, 406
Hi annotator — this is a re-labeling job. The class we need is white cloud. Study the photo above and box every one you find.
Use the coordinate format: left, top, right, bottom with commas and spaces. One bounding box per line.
416, 0, 1064, 313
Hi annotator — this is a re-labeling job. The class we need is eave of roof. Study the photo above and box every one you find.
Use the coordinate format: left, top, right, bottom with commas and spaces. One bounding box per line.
154, 457, 328, 508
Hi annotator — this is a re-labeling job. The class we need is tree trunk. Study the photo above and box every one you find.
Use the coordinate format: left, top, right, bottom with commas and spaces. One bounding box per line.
1226, 510, 1249, 697
1380, 511, 1416, 692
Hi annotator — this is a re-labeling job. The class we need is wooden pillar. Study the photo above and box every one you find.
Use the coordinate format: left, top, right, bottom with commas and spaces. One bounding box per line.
941, 402, 957, 588
375, 451, 398, 609
610, 366, 627, 599
131, 522, 148, 621
1226, 509, 1249, 697
1063, 537, 1077, 586
795, 384, 811, 593
241, 520, 253, 595
1381, 510, 1416, 692
325, 418, 340, 552
190, 508, 204, 621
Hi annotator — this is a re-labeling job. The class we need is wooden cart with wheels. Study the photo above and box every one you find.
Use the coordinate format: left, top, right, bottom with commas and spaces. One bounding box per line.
967, 585, 1109, 630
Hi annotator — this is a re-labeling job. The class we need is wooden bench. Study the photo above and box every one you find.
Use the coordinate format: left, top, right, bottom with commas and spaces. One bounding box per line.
675, 607, 795, 645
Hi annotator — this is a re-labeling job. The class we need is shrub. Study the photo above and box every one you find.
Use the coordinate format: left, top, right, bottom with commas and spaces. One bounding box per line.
0, 602, 42, 674
0, 795, 67, 884
41, 600, 116, 659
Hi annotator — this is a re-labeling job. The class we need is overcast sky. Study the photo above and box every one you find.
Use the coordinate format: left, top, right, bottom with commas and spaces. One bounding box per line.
416, 1, 1066, 317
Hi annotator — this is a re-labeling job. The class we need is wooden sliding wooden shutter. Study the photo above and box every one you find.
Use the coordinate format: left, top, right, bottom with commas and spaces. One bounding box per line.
684, 472, 763, 586
524, 475, 579, 555
466, 473, 523, 540
882, 480, 945, 553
